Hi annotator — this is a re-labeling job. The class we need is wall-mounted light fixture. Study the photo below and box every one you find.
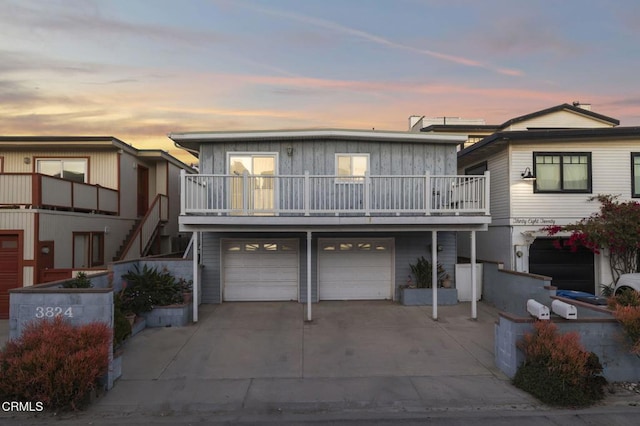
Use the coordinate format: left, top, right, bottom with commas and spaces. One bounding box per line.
286, 146, 293, 157
40, 246, 50, 255
521, 167, 536, 181
23, 157, 31, 165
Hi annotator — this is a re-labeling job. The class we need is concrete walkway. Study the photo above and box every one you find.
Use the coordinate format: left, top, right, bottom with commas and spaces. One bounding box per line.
91, 301, 541, 415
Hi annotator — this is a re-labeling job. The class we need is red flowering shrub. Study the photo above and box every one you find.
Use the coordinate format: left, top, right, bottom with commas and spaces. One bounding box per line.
0, 317, 110, 411
609, 292, 640, 355
514, 321, 606, 407
543, 195, 640, 284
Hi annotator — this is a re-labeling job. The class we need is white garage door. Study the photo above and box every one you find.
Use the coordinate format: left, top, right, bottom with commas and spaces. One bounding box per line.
222, 239, 299, 301
318, 238, 393, 300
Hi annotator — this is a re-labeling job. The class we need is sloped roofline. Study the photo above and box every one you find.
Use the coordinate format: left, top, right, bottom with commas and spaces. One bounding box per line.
458, 126, 640, 160
498, 103, 620, 129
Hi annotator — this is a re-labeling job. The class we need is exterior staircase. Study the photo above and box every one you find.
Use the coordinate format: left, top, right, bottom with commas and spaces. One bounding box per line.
116, 194, 169, 261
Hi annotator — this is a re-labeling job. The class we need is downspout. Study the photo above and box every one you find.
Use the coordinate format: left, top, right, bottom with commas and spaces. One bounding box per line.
307, 231, 312, 322
192, 231, 199, 322
471, 230, 477, 320
432, 230, 438, 320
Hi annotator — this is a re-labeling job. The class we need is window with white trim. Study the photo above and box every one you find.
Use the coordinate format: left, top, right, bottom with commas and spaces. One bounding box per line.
632, 153, 640, 198
336, 154, 369, 182
36, 158, 88, 183
534, 152, 591, 193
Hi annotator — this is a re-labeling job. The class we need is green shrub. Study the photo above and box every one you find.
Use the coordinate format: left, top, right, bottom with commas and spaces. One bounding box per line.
121, 265, 183, 315
0, 317, 110, 411
513, 321, 606, 407
62, 272, 92, 289
113, 293, 132, 348
409, 256, 447, 288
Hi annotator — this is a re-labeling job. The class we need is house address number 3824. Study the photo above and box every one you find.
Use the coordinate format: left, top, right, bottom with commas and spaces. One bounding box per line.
35, 306, 74, 318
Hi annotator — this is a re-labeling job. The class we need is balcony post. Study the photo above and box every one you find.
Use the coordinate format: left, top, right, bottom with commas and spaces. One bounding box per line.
180, 170, 186, 215
432, 230, 438, 320
242, 171, 249, 215
304, 171, 310, 216
471, 230, 477, 320
484, 171, 491, 215
364, 171, 370, 216
424, 172, 431, 216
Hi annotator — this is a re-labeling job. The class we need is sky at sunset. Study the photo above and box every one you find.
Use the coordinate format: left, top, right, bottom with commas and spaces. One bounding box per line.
2, 0, 640, 163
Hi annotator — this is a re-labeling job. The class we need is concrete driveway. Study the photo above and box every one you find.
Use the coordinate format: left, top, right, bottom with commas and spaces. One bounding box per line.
93, 301, 539, 414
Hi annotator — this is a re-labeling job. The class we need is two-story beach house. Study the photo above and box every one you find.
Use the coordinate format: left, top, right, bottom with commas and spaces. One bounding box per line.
0, 136, 195, 318
455, 105, 640, 294
170, 129, 491, 321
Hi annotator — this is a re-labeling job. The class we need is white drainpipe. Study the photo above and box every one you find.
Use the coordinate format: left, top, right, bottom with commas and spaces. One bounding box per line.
307, 231, 312, 321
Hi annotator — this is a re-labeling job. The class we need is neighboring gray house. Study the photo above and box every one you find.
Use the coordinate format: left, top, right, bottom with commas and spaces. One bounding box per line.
170, 129, 491, 320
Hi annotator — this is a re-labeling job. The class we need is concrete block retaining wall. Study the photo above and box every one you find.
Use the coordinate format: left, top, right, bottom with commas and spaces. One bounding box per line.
482, 262, 555, 316
495, 310, 640, 382
8, 286, 117, 389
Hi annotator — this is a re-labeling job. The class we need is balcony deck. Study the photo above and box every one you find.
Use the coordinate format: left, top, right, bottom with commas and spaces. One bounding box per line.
179, 172, 491, 230
0, 173, 118, 215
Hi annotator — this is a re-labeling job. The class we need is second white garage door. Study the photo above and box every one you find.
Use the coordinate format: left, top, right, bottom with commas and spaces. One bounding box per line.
222, 239, 299, 301
318, 238, 393, 300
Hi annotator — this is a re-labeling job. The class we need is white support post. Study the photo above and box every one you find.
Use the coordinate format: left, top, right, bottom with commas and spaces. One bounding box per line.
304, 171, 310, 216
307, 231, 312, 322
425, 172, 431, 216
180, 169, 186, 215
432, 230, 438, 320
242, 171, 248, 215
471, 230, 477, 320
484, 171, 491, 215
364, 171, 371, 216
192, 231, 199, 323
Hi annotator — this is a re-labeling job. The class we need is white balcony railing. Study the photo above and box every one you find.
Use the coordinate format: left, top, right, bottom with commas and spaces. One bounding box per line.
0, 173, 119, 215
180, 171, 490, 216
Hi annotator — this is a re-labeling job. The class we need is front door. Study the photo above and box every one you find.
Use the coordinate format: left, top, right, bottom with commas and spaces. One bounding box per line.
137, 165, 149, 216
0, 234, 21, 319
228, 154, 276, 214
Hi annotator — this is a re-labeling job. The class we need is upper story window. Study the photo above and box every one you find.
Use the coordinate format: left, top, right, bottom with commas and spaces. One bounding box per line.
632, 153, 640, 198
36, 158, 87, 183
336, 154, 369, 182
533, 152, 591, 193
465, 161, 487, 175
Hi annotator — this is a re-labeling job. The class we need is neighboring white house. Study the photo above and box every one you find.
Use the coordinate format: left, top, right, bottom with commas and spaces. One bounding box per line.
0, 136, 195, 318
455, 105, 640, 294
170, 129, 491, 321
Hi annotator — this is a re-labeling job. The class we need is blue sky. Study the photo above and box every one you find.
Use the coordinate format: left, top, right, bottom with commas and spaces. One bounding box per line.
2, 0, 640, 161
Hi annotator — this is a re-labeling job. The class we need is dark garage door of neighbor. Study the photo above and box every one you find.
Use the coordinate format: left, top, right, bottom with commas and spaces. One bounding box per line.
529, 238, 595, 294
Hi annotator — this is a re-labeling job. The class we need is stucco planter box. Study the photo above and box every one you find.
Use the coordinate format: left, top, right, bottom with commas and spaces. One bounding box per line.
401, 288, 458, 306
142, 303, 192, 327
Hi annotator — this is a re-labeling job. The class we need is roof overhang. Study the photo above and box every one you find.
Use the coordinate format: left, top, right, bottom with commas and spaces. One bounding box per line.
169, 129, 467, 152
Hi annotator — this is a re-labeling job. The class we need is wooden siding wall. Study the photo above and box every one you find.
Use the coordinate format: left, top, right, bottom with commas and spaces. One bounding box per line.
504, 110, 615, 131
458, 226, 512, 267
511, 140, 638, 221
163, 163, 183, 239
119, 152, 138, 218
1, 151, 118, 189
38, 212, 135, 268
200, 139, 457, 175
201, 233, 221, 303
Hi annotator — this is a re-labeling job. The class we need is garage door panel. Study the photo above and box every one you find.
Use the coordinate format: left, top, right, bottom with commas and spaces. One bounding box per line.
223, 239, 298, 302
529, 238, 594, 293
319, 238, 393, 300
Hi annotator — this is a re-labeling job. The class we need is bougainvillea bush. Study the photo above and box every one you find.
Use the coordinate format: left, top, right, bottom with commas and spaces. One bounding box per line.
513, 321, 606, 407
544, 194, 640, 285
0, 317, 111, 411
